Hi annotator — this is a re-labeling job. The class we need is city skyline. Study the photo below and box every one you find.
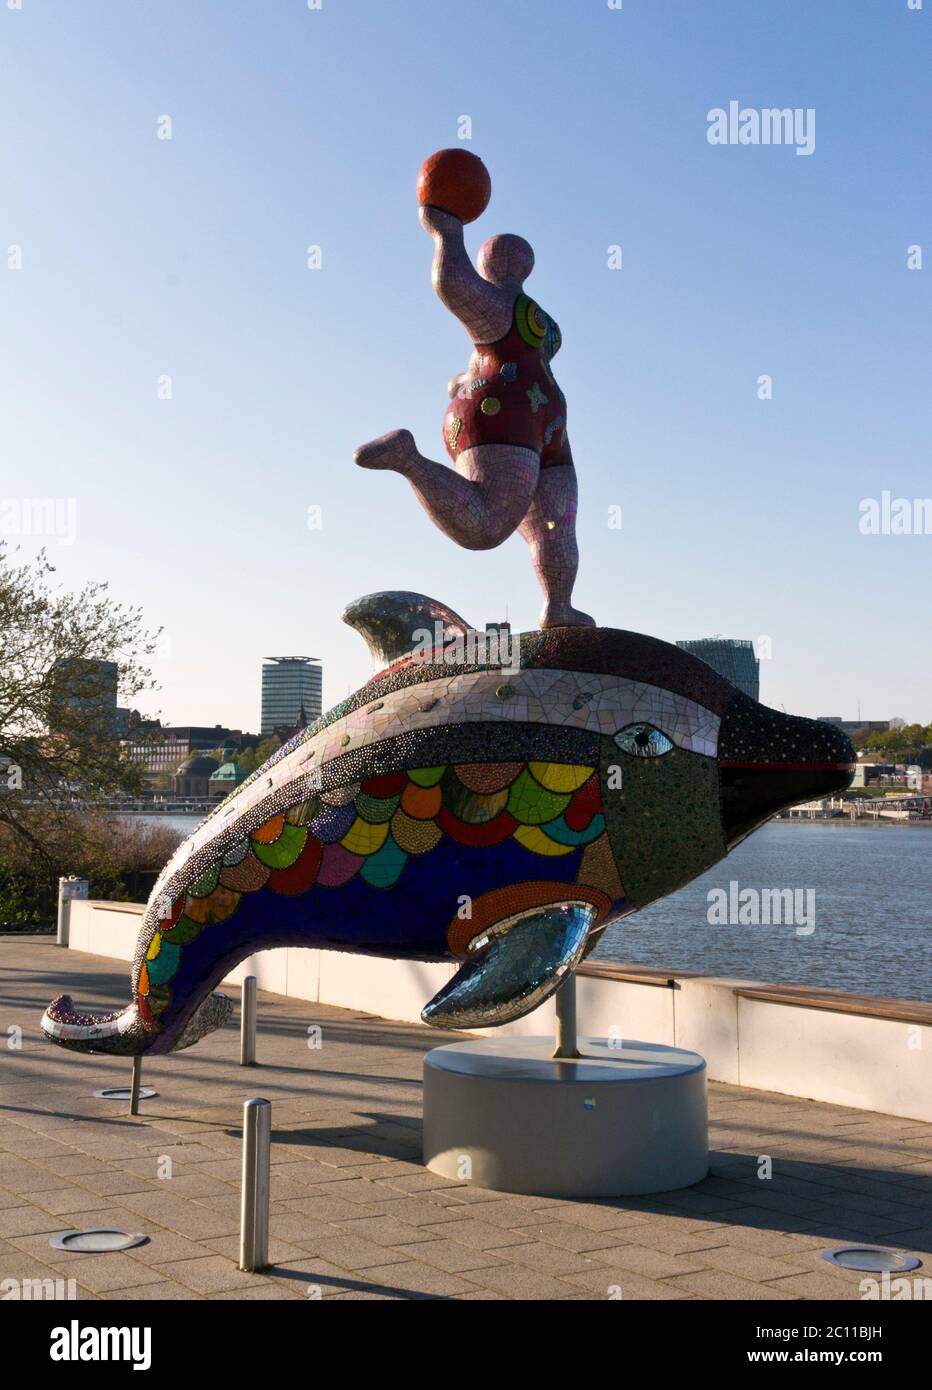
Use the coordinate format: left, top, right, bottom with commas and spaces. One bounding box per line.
3, 0, 929, 730
124, 647, 917, 736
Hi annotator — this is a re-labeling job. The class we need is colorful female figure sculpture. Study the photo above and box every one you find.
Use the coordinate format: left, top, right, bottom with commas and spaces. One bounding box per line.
354, 163, 595, 630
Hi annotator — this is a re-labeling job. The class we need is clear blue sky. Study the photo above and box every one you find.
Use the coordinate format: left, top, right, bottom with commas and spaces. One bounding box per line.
2, 0, 929, 731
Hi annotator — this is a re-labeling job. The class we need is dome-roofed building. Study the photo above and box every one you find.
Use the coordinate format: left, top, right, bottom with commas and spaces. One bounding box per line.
173, 754, 221, 798
209, 760, 249, 798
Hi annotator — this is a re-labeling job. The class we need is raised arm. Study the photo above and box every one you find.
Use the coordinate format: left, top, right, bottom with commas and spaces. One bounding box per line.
419, 206, 514, 345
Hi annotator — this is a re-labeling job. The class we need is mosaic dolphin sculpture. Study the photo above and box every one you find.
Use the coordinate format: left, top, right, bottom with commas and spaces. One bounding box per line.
42, 593, 854, 1055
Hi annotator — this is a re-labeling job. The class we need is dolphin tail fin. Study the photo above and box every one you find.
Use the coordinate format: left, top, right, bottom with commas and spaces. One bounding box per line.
41, 996, 147, 1055
421, 902, 596, 1031
41, 990, 233, 1056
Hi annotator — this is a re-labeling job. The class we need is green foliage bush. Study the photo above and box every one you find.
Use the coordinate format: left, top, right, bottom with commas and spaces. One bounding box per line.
0, 814, 182, 925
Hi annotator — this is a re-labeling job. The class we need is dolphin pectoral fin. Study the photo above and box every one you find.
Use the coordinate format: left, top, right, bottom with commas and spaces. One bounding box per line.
341, 591, 474, 665
421, 901, 597, 1031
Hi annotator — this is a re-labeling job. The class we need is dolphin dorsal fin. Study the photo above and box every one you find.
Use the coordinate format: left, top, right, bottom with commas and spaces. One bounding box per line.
341, 591, 474, 666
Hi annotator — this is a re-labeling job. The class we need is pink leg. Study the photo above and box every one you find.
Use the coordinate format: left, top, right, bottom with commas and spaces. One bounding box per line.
518, 465, 595, 628
354, 430, 538, 550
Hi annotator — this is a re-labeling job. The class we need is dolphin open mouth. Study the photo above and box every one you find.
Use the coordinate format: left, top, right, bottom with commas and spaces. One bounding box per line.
421, 901, 597, 1030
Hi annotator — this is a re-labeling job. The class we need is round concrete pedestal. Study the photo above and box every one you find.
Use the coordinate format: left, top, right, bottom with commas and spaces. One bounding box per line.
423, 1037, 708, 1198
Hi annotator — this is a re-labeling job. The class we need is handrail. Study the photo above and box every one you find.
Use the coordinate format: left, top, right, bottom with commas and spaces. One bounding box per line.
577, 957, 931, 1024
735, 984, 932, 1026
65, 904, 932, 1028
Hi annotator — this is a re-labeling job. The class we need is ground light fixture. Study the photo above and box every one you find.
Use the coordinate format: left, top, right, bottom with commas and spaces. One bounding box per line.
49, 1229, 149, 1254
821, 1245, 921, 1273
92, 1085, 157, 1100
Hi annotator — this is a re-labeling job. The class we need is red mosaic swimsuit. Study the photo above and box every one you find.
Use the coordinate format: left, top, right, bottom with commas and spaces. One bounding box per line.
442, 294, 572, 469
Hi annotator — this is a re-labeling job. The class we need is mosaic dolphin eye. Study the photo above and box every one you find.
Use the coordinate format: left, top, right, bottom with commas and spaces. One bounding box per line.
613, 723, 674, 758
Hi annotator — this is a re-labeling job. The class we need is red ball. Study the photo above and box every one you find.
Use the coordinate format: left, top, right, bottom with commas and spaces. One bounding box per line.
416, 148, 491, 225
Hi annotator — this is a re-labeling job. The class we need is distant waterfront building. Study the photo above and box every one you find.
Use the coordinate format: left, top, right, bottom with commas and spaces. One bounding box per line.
272, 704, 313, 744
209, 760, 249, 797
261, 657, 322, 736
48, 657, 119, 735
172, 755, 221, 798
120, 724, 242, 783
817, 717, 891, 736
675, 638, 760, 701
851, 762, 903, 788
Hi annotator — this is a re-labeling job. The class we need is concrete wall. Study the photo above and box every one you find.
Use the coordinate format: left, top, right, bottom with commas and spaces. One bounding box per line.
64, 899, 932, 1123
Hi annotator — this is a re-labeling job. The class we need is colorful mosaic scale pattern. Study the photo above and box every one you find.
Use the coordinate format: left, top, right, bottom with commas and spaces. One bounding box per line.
136, 758, 621, 1032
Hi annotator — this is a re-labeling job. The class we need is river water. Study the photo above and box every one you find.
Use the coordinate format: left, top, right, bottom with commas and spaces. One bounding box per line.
593, 821, 932, 1001
145, 817, 931, 1002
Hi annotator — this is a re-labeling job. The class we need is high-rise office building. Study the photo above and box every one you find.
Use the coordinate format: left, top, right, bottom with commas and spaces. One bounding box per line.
675, 638, 760, 701
48, 657, 119, 735
260, 657, 322, 736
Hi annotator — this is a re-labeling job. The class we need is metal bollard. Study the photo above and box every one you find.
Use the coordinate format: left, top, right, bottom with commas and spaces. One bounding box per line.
239, 1098, 271, 1272
553, 973, 580, 1060
129, 1055, 142, 1116
240, 975, 257, 1066
56, 876, 88, 948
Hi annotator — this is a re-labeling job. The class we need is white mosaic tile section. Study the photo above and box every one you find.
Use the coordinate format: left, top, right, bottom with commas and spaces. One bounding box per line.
309, 668, 721, 765
164, 668, 721, 882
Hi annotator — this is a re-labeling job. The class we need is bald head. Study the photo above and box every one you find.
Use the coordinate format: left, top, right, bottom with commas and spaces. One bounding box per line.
478, 234, 534, 289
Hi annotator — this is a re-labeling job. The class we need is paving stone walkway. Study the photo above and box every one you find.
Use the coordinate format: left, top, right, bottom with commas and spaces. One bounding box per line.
1, 936, 930, 1300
